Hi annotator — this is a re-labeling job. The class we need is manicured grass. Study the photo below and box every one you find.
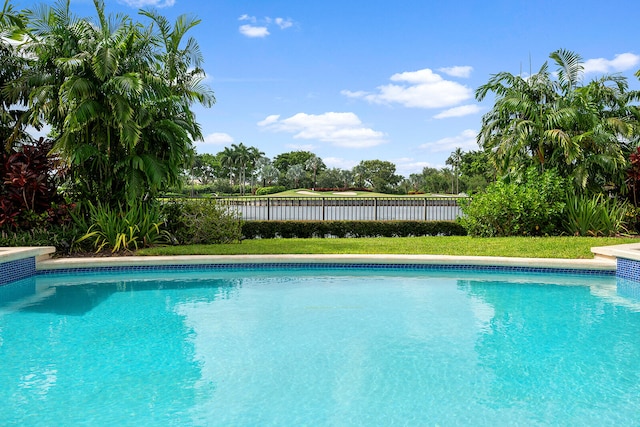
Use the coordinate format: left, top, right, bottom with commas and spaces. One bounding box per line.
256, 189, 460, 198
136, 236, 639, 259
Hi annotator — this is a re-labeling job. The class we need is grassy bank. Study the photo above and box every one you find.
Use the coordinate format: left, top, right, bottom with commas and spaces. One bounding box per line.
136, 236, 638, 259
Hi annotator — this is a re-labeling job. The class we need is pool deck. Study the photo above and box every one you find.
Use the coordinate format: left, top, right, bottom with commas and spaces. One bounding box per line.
34, 253, 617, 271
3, 243, 640, 275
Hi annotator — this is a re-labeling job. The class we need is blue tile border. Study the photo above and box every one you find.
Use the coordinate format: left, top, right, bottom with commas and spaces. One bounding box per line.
0, 257, 36, 286
36, 262, 615, 277
616, 258, 640, 281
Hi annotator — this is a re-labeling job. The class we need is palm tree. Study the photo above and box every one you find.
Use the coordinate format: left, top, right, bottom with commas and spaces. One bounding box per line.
219, 146, 238, 185
476, 48, 637, 192
14, 0, 214, 206
304, 154, 324, 189
0, 0, 30, 151
286, 164, 305, 188
259, 163, 279, 186
445, 147, 463, 194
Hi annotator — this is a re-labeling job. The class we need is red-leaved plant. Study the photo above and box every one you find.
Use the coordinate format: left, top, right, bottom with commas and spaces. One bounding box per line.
1, 138, 73, 230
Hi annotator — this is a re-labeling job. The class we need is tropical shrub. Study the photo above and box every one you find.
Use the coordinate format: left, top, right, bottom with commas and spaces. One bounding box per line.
162, 199, 242, 244
562, 193, 630, 236
76, 203, 170, 253
0, 223, 89, 254
459, 168, 566, 237
1, 138, 73, 230
255, 186, 286, 196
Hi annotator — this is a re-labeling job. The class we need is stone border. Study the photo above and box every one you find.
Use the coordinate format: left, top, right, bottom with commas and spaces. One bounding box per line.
36, 253, 616, 272
0, 247, 55, 286
592, 243, 640, 281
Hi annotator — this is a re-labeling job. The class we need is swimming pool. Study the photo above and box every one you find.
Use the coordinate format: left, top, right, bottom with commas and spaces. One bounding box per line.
1, 266, 639, 426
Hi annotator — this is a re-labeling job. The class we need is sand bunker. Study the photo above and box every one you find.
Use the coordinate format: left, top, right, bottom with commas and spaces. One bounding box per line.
296, 190, 358, 196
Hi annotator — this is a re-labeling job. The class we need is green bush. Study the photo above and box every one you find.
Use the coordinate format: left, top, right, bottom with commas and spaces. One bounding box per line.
562, 193, 630, 236
75, 202, 170, 253
162, 199, 242, 244
459, 168, 566, 237
241, 220, 466, 239
0, 223, 89, 255
255, 186, 287, 196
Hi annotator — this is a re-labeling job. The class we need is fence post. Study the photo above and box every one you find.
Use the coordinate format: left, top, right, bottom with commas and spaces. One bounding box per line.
374, 198, 378, 220
424, 198, 428, 221
267, 198, 270, 221
322, 197, 326, 221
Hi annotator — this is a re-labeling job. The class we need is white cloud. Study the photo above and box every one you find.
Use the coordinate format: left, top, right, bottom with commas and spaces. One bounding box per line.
200, 132, 234, 145
275, 18, 293, 29
285, 143, 315, 151
118, 0, 175, 7
433, 104, 482, 119
343, 68, 472, 109
394, 158, 432, 177
323, 157, 358, 170
583, 53, 640, 74
239, 25, 269, 38
258, 112, 387, 148
238, 14, 256, 23
420, 129, 479, 152
438, 66, 473, 78
238, 15, 294, 38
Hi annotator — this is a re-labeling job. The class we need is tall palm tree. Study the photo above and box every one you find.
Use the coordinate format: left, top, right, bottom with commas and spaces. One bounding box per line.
476, 48, 637, 192
14, 0, 214, 206
259, 163, 279, 186
286, 164, 305, 188
304, 154, 324, 189
0, 0, 30, 151
219, 146, 238, 185
445, 147, 463, 194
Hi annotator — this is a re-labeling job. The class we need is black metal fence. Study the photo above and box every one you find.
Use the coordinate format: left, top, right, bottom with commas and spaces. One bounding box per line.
207, 196, 465, 221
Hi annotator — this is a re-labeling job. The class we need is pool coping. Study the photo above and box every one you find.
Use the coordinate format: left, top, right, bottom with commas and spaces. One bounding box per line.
35, 253, 616, 271
5, 244, 640, 283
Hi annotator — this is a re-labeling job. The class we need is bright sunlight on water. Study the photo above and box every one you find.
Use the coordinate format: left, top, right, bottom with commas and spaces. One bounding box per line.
1, 268, 639, 426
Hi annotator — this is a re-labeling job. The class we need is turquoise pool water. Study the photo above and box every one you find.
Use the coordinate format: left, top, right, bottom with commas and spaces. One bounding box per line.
1, 268, 639, 426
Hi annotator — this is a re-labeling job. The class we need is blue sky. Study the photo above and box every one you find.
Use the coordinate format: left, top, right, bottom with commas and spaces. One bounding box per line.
15, 0, 640, 177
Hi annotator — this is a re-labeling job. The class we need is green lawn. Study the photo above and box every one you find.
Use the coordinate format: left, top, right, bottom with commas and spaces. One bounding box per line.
246, 189, 461, 198
137, 236, 638, 259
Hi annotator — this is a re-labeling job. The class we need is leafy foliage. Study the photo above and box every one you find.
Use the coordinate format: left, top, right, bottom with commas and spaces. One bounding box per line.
241, 220, 466, 239
1, 138, 72, 230
6, 0, 214, 208
476, 49, 638, 193
353, 160, 402, 193
459, 168, 566, 237
562, 193, 630, 236
76, 202, 170, 253
162, 199, 242, 244
255, 186, 286, 196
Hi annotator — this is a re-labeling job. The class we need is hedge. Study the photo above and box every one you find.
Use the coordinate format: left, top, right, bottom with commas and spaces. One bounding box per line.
241, 220, 467, 239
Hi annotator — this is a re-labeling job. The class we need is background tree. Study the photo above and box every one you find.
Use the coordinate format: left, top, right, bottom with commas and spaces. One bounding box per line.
445, 147, 463, 194
273, 150, 315, 187
476, 48, 638, 193
354, 160, 402, 193
259, 163, 279, 187
0, 0, 30, 151
304, 154, 325, 189
316, 167, 352, 189
12, 0, 214, 206
190, 153, 220, 185
286, 164, 305, 188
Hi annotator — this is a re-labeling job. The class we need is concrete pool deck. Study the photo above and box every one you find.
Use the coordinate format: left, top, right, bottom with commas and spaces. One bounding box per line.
34, 253, 617, 271
3, 243, 640, 282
